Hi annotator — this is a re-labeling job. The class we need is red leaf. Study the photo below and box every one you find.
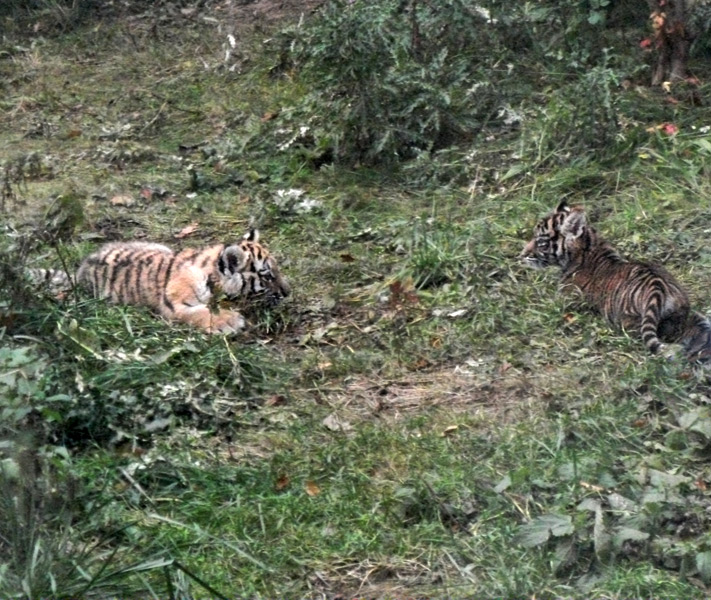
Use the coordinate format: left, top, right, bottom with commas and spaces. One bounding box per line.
661, 122, 678, 135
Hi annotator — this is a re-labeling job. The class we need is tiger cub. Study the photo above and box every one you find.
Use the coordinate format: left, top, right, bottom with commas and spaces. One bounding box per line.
520, 201, 711, 361
37, 230, 290, 334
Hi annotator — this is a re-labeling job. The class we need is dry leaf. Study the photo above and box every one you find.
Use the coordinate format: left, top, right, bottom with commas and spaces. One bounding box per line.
322, 413, 352, 432
275, 474, 290, 491
265, 394, 287, 407
580, 480, 605, 492
411, 357, 429, 370
110, 194, 135, 207
305, 480, 321, 496
442, 425, 458, 437
174, 222, 199, 239
261, 111, 280, 122
388, 278, 418, 309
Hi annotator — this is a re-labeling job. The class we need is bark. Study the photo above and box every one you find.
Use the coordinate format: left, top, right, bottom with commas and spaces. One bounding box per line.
646, 0, 693, 85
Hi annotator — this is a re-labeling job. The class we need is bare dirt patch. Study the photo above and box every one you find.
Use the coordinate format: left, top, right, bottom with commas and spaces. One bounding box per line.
220, 0, 324, 27
317, 366, 546, 430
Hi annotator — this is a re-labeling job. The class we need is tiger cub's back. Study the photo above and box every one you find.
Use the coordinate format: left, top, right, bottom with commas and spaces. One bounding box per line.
76, 241, 175, 309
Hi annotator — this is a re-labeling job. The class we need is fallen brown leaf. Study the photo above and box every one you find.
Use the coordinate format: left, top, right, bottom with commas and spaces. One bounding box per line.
305, 480, 321, 497
265, 394, 287, 407
442, 425, 458, 437
174, 222, 199, 239
322, 413, 352, 432
109, 194, 135, 207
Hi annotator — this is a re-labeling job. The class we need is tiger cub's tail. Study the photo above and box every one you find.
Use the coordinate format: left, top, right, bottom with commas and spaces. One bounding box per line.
25, 268, 74, 295
681, 311, 711, 363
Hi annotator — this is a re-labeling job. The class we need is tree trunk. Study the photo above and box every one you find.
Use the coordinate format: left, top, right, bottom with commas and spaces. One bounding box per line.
647, 0, 692, 85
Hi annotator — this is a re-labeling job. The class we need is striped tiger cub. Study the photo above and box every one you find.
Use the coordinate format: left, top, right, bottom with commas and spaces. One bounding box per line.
520, 201, 711, 361
34, 230, 290, 334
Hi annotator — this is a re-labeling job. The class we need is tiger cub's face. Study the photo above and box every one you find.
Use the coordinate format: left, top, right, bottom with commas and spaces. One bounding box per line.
218, 230, 291, 304
520, 200, 589, 270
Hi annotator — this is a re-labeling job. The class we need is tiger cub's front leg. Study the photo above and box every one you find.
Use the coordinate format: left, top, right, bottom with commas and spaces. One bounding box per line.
171, 304, 246, 334
164, 266, 245, 334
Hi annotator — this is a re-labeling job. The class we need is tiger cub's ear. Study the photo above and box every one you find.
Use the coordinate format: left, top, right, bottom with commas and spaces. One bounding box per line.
560, 208, 588, 239
243, 229, 260, 243
556, 200, 571, 213
219, 245, 248, 275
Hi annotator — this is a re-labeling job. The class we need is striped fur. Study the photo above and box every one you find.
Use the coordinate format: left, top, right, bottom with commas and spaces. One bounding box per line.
521, 201, 711, 361
33, 230, 290, 334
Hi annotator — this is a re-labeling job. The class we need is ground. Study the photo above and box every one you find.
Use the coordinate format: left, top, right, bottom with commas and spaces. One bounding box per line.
3, 1, 711, 598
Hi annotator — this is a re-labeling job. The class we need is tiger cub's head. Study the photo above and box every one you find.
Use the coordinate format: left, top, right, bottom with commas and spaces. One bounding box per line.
520, 200, 592, 270
218, 230, 290, 304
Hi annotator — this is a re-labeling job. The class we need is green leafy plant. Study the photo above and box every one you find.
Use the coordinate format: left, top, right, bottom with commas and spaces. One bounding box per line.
398, 221, 470, 289
522, 64, 625, 167
281, 0, 509, 163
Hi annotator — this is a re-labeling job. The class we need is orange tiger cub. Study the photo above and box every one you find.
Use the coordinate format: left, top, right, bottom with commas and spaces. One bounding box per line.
53, 230, 289, 333
521, 201, 711, 362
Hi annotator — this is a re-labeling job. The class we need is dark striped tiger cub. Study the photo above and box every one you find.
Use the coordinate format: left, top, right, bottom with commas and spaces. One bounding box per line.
33, 230, 290, 334
521, 201, 711, 361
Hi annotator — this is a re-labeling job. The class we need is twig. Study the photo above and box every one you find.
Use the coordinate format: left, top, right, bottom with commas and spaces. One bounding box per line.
119, 467, 158, 510
140, 101, 168, 134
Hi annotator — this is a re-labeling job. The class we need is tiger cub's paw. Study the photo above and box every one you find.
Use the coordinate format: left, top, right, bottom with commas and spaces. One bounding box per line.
659, 343, 683, 362
209, 311, 246, 334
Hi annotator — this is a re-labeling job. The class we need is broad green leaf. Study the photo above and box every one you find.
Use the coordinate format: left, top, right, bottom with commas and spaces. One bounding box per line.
613, 527, 650, 549
587, 11, 604, 25
494, 474, 511, 494
577, 498, 601, 512
500, 163, 527, 181
0, 458, 20, 480
593, 507, 611, 558
692, 138, 711, 155
696, 551, 711, 583
515, 514, 574, 548
648, 469, 689, 489
678, 408, 711, 439
607, 493, 637, 512
553, 537, 576, 573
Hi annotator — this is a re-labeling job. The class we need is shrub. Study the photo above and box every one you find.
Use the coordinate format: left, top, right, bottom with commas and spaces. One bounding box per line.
281, 0, 513, 163
521, 64, 627, 167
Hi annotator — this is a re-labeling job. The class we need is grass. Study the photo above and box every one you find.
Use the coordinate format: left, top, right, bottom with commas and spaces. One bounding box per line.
4, 3, 711, 598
